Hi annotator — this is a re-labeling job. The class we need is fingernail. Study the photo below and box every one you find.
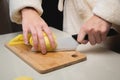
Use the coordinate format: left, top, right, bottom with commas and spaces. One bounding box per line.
42, 50, 47, 55
52, 43, 56, 48
31, 47, 37, 52
25, 41, 28, 45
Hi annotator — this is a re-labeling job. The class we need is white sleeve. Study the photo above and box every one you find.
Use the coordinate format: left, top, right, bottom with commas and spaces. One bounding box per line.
93, 0, 120, 25
9, 0, 43, 24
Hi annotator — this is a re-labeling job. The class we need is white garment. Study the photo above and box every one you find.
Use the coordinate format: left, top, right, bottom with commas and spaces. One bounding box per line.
63, 0, 93, 34
9, 0, 120, 34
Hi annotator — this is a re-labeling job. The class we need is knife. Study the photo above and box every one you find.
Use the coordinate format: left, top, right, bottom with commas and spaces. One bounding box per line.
50, 27, 119, 51
72, 28, 119, 41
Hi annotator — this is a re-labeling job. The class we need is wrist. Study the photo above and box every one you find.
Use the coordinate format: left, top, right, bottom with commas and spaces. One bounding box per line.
21, 7, 36, 13
21, 7, 39, 16
94, 14, 112, 26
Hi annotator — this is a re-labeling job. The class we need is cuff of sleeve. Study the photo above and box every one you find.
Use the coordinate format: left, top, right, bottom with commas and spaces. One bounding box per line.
93, 0, 120, 25
10, 0, 43, 24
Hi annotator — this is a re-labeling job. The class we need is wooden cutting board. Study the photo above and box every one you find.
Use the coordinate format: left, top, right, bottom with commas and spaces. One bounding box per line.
5, 44, 86, 74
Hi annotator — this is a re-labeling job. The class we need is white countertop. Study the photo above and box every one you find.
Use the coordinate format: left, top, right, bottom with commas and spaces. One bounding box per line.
0, 32, 120, 80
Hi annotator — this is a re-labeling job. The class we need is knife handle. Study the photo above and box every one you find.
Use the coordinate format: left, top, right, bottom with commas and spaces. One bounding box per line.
72, 28, 119, 41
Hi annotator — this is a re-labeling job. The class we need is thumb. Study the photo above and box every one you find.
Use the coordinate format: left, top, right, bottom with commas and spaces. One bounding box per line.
77, 30, 88, 44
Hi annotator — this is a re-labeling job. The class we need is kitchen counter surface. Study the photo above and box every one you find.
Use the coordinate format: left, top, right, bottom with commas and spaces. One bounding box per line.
0, 32, 120, 80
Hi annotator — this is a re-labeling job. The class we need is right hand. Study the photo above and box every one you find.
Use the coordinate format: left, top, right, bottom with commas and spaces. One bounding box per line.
21, 8, 56, 54
77, 15, 111, 45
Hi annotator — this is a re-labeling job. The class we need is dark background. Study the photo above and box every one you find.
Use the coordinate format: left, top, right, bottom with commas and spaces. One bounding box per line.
0, 0, 63, 34
42, 0, 63, 30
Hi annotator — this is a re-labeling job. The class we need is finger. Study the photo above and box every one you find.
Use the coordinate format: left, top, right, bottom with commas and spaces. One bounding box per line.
94, 31, 102, 43
77, 29, 87, 44
22, 25, 29, 45
88, 30, 96, 45
31, 47, 37, 52
43, 26, 56, 48
30, 26, 38, 51
101, 31, 108, 42
101, 27, 110, 42
81, 40, 88, 44
36, 27, 47, 54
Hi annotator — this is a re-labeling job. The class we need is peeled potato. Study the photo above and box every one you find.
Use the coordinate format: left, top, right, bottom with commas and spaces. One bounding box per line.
8, 32, 57, 51
29, 32, 57, 51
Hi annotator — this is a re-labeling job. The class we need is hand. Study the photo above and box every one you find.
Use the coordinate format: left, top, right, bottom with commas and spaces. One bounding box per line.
77, 15, 112, 45
21, 8, 56, 54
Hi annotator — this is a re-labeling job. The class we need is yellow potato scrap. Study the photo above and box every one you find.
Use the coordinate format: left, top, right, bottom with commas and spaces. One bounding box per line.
9, 34, 31, 46
14, 76, 33, 80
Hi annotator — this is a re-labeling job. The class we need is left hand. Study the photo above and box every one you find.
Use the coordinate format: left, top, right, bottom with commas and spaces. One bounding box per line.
21, 8, 56, 54
77, 15, 112, 45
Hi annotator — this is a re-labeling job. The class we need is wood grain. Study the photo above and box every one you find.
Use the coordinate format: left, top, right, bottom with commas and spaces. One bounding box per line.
5, 44, 86, 74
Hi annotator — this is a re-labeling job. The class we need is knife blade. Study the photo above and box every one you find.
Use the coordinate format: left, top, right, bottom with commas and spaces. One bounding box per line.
50, 27, 119, 51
